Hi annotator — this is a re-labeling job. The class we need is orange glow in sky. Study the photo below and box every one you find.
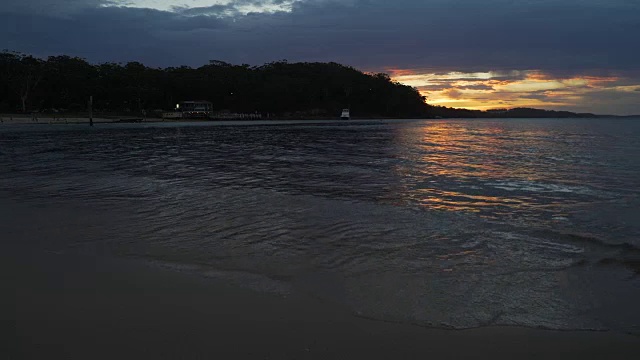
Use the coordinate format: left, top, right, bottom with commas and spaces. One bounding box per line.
387, 69, 640, 115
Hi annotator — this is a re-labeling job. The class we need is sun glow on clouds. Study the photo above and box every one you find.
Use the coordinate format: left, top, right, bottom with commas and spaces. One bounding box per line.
106, 0, 298, 15
389, 69, 640, 114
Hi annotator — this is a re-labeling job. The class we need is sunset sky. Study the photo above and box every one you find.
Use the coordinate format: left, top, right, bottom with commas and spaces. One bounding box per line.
2, 0, 639, 114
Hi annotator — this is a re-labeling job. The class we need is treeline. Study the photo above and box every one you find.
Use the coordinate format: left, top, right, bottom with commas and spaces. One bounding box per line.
0, 51, 428, 118
428, 106, 598, 118
0, 50, 603, 119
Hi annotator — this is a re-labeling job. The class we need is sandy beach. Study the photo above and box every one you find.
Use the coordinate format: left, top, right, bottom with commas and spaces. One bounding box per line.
3, 246, 639, 359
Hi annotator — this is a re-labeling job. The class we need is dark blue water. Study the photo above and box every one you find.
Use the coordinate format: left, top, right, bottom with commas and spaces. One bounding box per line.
1, 118, 639, 333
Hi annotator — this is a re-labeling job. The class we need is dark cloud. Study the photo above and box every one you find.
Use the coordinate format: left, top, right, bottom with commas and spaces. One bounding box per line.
415, 83, 494, 92
0, 6, 228, 65
516, 92, 555, 101
1, 0, 638, 71
416, 84, 454, 91
458, 84, 494, 90
0, 0, 114, 16
554, 89, 640, 115
443, 89, 463, 99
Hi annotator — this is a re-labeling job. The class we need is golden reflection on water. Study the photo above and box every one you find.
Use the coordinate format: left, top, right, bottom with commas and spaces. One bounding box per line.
415, 188, 526, 213
392, 121, 535, 214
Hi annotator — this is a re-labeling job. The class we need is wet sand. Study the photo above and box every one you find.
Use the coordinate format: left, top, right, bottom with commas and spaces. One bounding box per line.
3, 247, 639, 360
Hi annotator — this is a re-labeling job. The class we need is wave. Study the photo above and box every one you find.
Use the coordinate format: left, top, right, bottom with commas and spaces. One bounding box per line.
532, 229, 640, 252
137, 257, 294, 296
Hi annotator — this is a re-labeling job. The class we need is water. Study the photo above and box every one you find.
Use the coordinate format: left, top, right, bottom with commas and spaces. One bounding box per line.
1, 118, 639, 333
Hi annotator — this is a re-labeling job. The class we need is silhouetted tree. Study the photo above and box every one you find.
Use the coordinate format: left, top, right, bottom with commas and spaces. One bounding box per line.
0, 52, 45, 112
0, 50, 598, 118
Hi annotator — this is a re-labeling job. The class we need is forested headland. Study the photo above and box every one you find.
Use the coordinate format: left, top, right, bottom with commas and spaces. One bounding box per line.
0, 51, 600, 119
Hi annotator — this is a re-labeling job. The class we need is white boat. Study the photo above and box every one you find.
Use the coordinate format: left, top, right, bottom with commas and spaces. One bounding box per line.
341, 108, 350, 120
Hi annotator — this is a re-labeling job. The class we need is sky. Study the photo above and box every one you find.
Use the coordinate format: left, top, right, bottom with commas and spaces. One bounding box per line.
1, 0, 639, 115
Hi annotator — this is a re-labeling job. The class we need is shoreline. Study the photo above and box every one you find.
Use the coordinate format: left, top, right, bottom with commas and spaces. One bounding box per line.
0, 116, 393, 127
2, 115, 636, 126
0, 117, 349, 125
0, 115, 163, 125
4, 247, 640, 359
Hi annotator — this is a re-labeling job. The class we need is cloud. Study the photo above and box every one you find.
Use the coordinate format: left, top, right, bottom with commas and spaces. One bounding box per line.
0, 0, 114, 16
399, 69, 640, 114
443, 89, 463, 99
2, 0, 639, 71
554, 89, 640, 115
456, 84, 494, 91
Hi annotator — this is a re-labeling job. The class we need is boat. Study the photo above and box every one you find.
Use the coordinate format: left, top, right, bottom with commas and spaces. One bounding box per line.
341, 108, 350, 120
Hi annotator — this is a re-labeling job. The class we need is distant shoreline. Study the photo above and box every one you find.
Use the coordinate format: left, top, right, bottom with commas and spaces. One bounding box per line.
0, 115, 160, 125
1, 114, 638, 126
